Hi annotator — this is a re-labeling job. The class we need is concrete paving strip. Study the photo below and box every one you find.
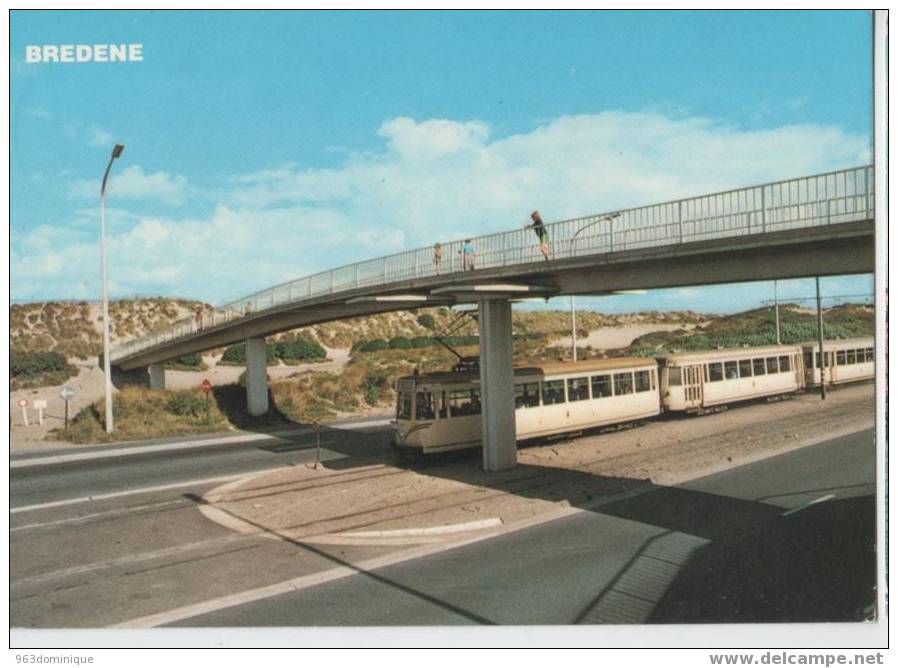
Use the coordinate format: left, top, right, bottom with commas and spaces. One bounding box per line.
10, 468, 287, 514
781, 493, 836, 517
10, 418, 392, 470
341, 518, 503, 538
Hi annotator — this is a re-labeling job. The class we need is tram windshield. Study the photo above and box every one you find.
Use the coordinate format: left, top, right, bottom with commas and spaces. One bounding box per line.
397, 391, 413, 420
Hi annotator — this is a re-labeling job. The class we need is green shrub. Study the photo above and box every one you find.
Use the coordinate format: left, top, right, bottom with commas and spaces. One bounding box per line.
389, 336, 412, 350
416, 314, 435, 330
410, 336, 435, 348
11, 351, 68, 377
274, 335, 326, 362
360, 339, 389, 353
166, 353, 206, 370
363, 372, 388, 405
220, 343, 277, 365
166, 392, 209, 418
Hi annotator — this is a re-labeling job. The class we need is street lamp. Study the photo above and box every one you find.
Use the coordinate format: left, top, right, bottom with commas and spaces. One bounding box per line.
100, 143, 124, 433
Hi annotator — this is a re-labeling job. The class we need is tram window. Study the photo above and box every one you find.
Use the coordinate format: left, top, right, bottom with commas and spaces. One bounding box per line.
515, 382, 541, 408
567, 377, 590, 402
398, 392, 413, 420
836, 350, 847, 365
542, 380, 566, 405
437, 391, 448, 418
814, 352, 823, 369
416, 392, 435, 420
846, 350, 856, 364
614, 372, 634, 395
778, 355, 790, 372
708, 362, 724, 382
752, 358, 766, 375
667, 367, 682, 386
766, 357, 778, 374
724, 361, 739, 380
865, 348, 874, 362
635, 370, 651, 392
738, 359, 753, 377
804, 352, 813, 369
448, 389, 481, 416
591, 374, 612, 398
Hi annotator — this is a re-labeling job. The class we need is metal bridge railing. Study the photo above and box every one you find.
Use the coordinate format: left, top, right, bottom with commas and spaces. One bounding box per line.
112, 164, 874, 360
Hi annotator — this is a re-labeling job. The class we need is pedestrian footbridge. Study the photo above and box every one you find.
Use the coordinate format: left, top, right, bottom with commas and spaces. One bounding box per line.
110, 165, 875, 470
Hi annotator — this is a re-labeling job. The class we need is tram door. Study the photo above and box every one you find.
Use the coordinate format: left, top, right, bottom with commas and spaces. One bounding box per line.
682, 365, 704, 409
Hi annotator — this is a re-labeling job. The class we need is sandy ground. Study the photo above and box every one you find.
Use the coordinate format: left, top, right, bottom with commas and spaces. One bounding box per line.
549, 324, 700, 351
9, 346, 353, 452
200, 382, 874, 546
165, 346, 351, 390
9, 362, 106, 450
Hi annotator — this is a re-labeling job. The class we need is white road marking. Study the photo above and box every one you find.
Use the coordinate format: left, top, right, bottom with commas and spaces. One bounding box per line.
11, 499, 186, 532
11, 418, 391, 469
12, 534, 258, 589
10, 468, 285, 514
781, 494, 836, 517
111, 504, 583, 628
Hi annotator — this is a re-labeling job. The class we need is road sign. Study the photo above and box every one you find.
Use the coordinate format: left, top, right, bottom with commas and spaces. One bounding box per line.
33, 399, 47, 425
18, 399, 28, 426
59, 386, 76, 401
18, 399, 27, 408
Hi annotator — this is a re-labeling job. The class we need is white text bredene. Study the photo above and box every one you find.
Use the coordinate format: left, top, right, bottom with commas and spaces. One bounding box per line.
25, 44, 144, 64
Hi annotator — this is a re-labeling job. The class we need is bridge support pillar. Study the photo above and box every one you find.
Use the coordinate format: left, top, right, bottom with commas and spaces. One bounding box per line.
148, 363, 166, 390
478, 298, 517, 471
245, 337, 269, 416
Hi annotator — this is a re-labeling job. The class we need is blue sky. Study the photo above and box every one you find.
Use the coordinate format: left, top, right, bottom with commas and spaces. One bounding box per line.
10, 10, 874, 313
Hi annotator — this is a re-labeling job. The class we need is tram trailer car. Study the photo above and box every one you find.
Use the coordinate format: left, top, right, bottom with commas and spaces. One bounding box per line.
656, 344, 804, 413
394, 358, 660, 455
801, 337, 875, 387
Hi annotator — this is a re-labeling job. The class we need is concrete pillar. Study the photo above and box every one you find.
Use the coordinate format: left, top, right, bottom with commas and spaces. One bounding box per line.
245, 337, 269, 416
148, 362, 166, 390
478, 299, 517, 471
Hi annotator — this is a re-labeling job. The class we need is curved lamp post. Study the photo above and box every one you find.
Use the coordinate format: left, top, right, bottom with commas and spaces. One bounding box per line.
567, 212, 620, 361
100, 143, 124, 433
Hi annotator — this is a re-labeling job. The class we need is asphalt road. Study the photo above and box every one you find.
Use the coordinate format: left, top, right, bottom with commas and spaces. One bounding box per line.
10, 426, 876, 628
171, 428, 877, 627
11, 419, 394, 509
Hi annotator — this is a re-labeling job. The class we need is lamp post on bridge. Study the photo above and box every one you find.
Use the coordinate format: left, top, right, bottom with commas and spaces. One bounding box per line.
568, 212, 621, 361
100, 143, 125, 433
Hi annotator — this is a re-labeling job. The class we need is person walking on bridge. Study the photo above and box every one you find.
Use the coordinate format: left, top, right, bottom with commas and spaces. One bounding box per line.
461, 239, 475, 270
433, 242, 443, 274
526, 210, 551, 261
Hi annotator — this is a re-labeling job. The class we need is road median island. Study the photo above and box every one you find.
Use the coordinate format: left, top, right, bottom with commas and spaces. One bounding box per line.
198, 382, 874, 548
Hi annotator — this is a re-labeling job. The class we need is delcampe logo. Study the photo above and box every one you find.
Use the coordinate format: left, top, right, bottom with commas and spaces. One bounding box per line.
25, 43, 144, 63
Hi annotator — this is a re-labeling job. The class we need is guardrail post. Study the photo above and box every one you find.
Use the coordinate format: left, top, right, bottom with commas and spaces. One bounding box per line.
609, 216, 615, 253
864, 167, 871, 218
677, 201, 683, 243
383, 258, 387, 282
761, 187, 766, 233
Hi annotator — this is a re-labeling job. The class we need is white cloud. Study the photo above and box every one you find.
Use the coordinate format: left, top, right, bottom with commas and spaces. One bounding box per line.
68, 165, 190, 205
15, 110, 870, 303
87, 125, 114, 147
